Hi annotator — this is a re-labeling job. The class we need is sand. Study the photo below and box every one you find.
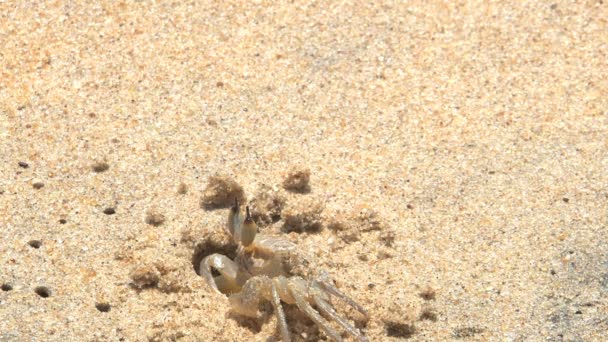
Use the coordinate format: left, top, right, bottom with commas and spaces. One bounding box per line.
1, 1, 607, 341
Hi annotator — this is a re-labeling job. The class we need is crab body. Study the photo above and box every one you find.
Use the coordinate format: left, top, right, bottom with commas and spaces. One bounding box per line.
199, 200, 369, 342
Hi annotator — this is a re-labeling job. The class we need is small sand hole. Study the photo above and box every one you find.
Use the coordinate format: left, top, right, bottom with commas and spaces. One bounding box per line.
28, 240, 42, 249
92, 162, 109, 173
34, 286, 51, 298
59, 219, 67, 224
96, 302, 111, 312
191, 239, 238, 278
1, 283, 13, 291
18, 161, 29, 168
103, 207, 116, 215
32, 180, 44, 189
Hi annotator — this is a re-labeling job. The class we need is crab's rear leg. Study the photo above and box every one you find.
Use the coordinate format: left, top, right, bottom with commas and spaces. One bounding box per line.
286, 279, 343, 342
316, 271, 369, 319
199, 254, 241, 294
313, 294, 369, 342
270, 282, 291, 342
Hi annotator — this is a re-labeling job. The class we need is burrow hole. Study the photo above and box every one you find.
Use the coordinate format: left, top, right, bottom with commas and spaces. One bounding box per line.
103, 207, 116, 215
1, 283, 13, 291
92, 162, 109, 173
191, 239, 238, 279
34, 286, 51, 298
96, 302, 111, 312
28, 240, 42, 249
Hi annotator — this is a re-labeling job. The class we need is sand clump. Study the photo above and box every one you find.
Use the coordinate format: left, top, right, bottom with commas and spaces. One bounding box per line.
200, 174, 246, 209
419, 286, 438, 301
327, 208, 387, 243
248, 184, 286, 226
419, 307, 438, 322
281, 197, 324, 233
144, 208, 166, 226
129, 259, 194, 293
130, 264, 161, 288
282, 166, 311, 192
177, 182, 188, 194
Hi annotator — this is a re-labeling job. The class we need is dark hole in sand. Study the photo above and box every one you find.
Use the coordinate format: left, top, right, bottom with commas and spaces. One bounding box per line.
35, 286, 51, 298
191, 239, 238, 277
96, 302, 111, 312
28, 240, 42, 249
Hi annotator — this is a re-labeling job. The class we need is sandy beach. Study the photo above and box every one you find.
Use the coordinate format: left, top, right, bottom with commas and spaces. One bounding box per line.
1, 1, 607, 341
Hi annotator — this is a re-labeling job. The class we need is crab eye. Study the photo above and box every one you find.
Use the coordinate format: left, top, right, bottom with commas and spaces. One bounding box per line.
240, 206, 257, 247
227, 198, 241, 240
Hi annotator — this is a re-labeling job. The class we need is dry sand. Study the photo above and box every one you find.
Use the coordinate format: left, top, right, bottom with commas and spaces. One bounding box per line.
1, 1, 607, 341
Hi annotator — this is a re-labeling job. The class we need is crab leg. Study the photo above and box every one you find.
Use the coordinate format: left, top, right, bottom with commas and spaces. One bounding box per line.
287, 281, 343, 342
316, 272, 369, 319
271, 283, 291, 342
199, 254, 240, 294
313, 295, 369, 342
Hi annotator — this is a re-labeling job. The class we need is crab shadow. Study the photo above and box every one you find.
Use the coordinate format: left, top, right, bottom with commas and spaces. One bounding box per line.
200, 202, 233, 211
285, 185, 311, 195
228, 304, 324, 342
228, 311, 268, 334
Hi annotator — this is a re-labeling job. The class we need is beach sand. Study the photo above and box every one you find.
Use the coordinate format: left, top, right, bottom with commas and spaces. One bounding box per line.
1, 1, 607, 341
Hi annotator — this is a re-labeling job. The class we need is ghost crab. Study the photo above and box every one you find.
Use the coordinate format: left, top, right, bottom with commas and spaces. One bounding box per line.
200, 199, 369, 342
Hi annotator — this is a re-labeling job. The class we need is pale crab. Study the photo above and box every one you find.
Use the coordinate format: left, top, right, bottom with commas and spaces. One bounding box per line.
200, 199, 369, 342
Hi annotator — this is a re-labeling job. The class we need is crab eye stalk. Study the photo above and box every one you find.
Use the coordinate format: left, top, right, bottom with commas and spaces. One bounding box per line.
240, 206, 257, 247
227, 197, 241, 239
